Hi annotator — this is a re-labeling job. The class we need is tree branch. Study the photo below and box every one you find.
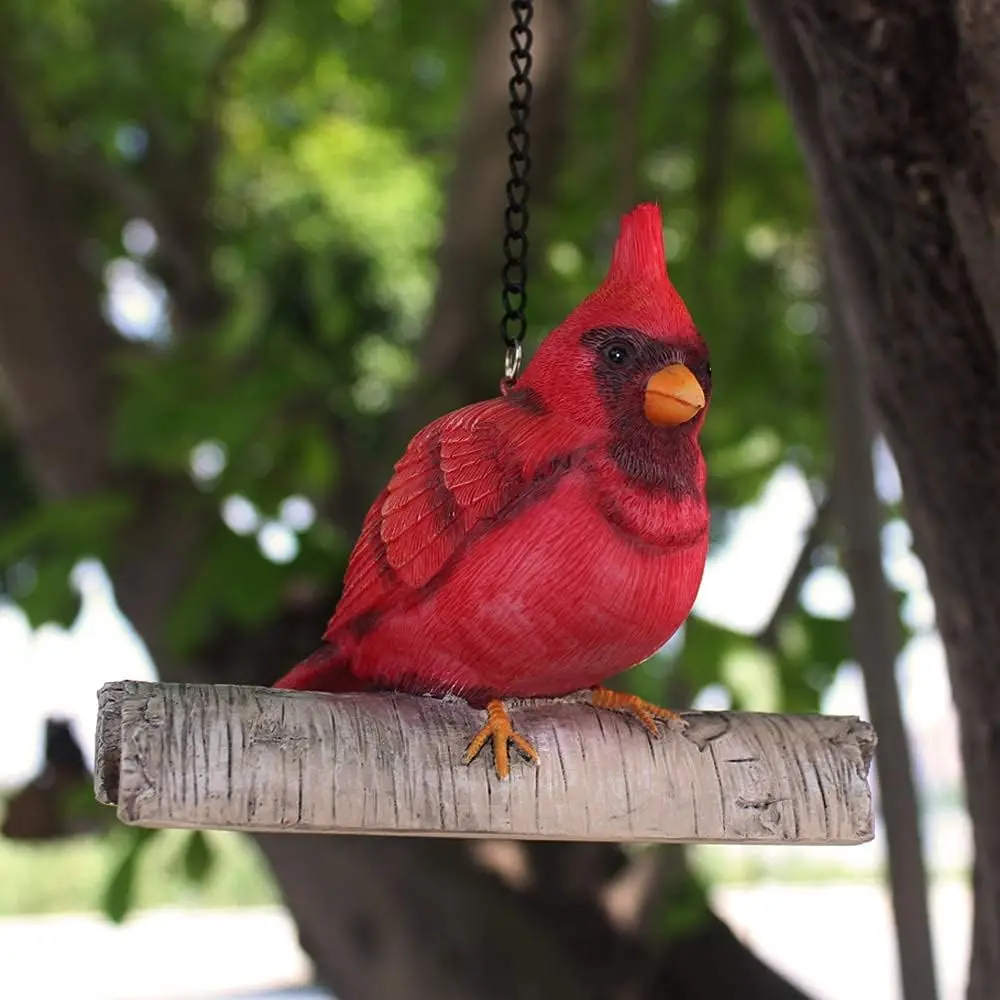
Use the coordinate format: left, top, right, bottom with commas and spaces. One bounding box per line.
95, 680, 876, 844
826, 292, 939, 1000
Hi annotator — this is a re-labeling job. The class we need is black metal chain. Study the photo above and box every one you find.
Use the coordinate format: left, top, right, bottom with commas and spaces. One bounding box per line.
500, 0, 534, 388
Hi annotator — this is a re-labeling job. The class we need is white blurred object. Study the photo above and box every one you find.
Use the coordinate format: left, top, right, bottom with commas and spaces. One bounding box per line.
0, 887, 969, 1000
714, 881, 970, 1000
0, 907, 323, 1000
0, 563, 157, 790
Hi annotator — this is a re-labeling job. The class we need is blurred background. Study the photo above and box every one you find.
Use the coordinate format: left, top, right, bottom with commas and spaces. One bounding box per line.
0, 0, 974, 998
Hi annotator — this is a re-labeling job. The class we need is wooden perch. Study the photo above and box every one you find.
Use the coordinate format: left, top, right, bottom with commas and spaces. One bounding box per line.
94, 680, 876, 844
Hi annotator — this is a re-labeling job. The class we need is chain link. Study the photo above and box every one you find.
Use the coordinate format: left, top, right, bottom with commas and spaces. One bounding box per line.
499, 0, 534, 387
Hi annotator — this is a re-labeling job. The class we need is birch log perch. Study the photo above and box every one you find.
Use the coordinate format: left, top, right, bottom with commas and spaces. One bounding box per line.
94, 680, 877, 844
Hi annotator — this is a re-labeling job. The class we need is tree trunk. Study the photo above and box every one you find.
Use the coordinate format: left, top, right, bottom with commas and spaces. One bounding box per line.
254, 834, 640, 1000
748, 3, 1000, 995
0, 82, 115, 499
827, 300, 938, 1000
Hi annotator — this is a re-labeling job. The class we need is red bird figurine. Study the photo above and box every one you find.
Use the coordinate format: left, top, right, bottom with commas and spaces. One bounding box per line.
275, 203, 711, 778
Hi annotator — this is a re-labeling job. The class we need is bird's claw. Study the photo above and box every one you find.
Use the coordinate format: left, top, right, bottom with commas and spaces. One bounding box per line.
590, 686, 682, 737
462, 699, 538, 780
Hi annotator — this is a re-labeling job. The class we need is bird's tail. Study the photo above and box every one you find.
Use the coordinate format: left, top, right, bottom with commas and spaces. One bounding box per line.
272, 641, 370, 693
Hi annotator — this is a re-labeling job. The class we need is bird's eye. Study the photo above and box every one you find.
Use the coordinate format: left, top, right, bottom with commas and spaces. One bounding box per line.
706, 363, 713, 379
603, 342, 631, 365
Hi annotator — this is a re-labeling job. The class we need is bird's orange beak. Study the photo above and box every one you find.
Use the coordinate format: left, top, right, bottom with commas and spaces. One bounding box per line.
643, 364, 706, 427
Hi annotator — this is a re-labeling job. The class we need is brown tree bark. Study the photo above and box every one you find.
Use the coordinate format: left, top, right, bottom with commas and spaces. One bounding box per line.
748, 3, 1000, 995
0, 84, 116, 499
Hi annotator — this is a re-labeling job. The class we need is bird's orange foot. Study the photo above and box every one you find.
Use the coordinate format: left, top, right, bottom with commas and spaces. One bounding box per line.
590, 686, 683, 737
461, 699, 538, 780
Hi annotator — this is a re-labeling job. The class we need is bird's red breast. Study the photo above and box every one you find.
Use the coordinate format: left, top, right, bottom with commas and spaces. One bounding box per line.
275, 202, 711, 704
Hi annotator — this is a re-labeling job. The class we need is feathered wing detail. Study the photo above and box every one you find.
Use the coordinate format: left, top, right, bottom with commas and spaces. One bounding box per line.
324, 397, 585, 640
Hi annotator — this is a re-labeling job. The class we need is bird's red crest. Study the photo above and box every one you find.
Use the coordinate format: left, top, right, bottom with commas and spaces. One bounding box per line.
585, 202, 695, 337
606, 202, 670, 287
524, 202, 697, 371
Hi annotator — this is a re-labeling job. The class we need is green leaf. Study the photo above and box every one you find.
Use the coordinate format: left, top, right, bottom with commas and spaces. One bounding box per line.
180, 830, 215, 884
102, 827, 159, 924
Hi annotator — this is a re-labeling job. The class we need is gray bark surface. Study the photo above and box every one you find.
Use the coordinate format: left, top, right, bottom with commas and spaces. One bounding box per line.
95, 680, 875, 844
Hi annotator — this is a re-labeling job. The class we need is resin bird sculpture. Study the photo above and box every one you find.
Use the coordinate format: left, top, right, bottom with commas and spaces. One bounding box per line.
274, 202, 712, 779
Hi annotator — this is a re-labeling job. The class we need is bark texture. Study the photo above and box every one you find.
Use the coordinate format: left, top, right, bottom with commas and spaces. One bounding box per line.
748, 2, 1000, 995
95, 681, 876, 844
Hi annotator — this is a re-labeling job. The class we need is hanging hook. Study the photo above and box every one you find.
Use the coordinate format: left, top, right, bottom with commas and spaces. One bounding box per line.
499, 0, 534, 387
502, 341, 523, 391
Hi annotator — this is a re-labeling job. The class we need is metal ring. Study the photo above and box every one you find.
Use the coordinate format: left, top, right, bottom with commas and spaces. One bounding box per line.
503, 341, 523, 384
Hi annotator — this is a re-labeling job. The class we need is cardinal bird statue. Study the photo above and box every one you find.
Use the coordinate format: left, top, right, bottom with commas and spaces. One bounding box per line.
275, 202, 711, 778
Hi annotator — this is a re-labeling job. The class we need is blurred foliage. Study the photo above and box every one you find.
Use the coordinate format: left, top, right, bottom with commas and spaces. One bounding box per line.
0, 0, 913, 921
102, 826, 159, 922
102, 827, 218, 922
0, 825, 276, 916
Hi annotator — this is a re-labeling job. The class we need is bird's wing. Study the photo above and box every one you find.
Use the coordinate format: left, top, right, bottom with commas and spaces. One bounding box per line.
325, 395, 585, 637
